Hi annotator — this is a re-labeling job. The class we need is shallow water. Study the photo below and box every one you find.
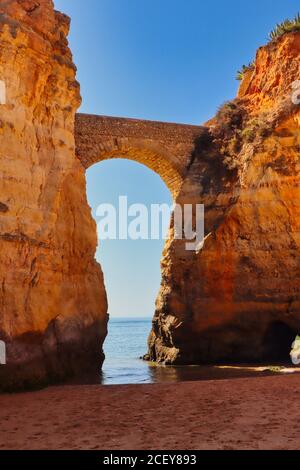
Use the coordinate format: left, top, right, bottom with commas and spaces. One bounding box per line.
101, 317, 152, 385
101, 317, 300, 385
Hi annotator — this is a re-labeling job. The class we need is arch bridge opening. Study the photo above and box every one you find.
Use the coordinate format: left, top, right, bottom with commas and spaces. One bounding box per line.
86, 157, 173, 384
91, 147, 182, 200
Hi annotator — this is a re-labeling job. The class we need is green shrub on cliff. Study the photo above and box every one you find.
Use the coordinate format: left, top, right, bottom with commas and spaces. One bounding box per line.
215, 100, 246, 134
213, 101, 274, 170
236, 62, 255, 81
269, 13, 300, 41
213, 100, 246, 170
240, 114, 271, 143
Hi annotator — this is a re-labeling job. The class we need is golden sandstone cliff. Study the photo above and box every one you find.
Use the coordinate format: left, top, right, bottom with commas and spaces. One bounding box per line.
0, 1, 300, 391
0, 0, 107, 390
147, 32, 300, 364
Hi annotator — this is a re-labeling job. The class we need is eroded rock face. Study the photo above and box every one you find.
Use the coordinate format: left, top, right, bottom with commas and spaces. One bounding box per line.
0, 0, 107, 391
147, 33, 300, 364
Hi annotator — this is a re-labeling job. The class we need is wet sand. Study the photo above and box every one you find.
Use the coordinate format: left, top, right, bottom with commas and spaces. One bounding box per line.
1, 374, 300, 450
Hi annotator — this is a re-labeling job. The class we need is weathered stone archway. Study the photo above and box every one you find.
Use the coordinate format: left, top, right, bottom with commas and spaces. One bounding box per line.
75, 114, 202, 199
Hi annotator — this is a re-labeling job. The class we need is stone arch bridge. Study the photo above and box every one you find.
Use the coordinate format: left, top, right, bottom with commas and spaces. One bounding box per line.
75, 114, 204, 199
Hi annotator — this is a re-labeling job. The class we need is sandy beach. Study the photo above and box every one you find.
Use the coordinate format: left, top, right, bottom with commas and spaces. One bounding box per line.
1, 374, 300, 450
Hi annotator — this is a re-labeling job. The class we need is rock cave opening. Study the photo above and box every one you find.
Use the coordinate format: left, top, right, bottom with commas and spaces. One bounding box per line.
262, 322, 297, 362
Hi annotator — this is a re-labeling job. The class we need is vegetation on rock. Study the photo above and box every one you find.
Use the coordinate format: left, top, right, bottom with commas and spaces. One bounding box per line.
236, 62, 255, 81
269, 13, 300, 41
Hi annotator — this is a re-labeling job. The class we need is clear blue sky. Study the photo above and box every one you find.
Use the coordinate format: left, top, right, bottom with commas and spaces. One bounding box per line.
55, 0, 299, 317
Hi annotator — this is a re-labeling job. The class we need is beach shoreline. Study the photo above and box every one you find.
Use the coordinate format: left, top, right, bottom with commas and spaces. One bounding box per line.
1, 374, 300, 450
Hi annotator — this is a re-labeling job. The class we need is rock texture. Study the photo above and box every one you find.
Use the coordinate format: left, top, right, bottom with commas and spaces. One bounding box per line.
75, 114, 203, 200
0, 0, 107, 391
147, 32, 300, 364
0, 1, 299, 391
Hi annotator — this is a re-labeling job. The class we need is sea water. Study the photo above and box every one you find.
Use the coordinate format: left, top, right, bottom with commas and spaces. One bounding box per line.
101, 317, 297, 385
102, 317, 152, 385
